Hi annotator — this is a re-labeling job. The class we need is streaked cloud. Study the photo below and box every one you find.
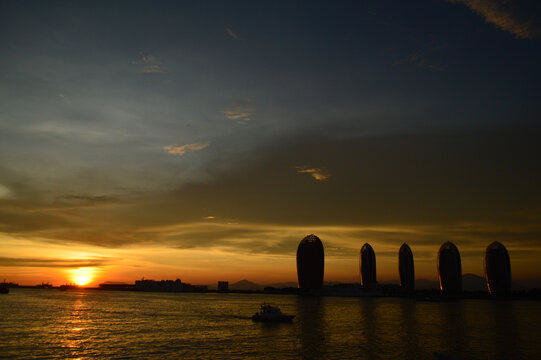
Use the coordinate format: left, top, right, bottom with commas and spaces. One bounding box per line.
128, 220, 541, 275
58, 93, 70, 102
132, 51, 167, 73
138, 64, 165, 74
0, 256, 110, 268
227, 27, 240, 40
22, 194, 123, 213
22, 120, 132, 144
450, 0, 541, 39
60, 194, 117, 204
296, 166, 330, 181
163, 142, 209, 155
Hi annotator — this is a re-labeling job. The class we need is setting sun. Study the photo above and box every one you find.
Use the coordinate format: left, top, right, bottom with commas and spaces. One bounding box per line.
70, 267, 95, 287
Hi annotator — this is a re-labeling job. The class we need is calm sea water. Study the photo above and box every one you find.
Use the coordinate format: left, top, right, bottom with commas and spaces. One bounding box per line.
0, 289, 539, 359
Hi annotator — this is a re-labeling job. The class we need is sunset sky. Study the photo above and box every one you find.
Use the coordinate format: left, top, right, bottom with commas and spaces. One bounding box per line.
1, 0, 540, 287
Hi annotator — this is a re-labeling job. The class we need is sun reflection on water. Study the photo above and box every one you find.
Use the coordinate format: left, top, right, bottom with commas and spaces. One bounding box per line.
61, 293, 93, 357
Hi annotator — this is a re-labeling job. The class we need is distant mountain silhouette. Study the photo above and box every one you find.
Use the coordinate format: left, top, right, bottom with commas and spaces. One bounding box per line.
229, 280, 263, 290
385, 274, 528, 292
227, 280, 300, 290
460, 273, 524, 291
416, 274, 506, 292
379, 279, 400, 285
416, 275, 487, 291
230, 278, 477, 290
210, 276, 529, 291
462, 273, 487, 291
268, 281, 298, 288
415, 279, 440, 290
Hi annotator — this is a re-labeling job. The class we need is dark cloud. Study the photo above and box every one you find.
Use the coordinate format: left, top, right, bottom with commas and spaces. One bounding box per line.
60, 194, 118, 204
167, 227, 268, 250
1, 131, 540, 254
0, 257, 110, 268
450, 0, 541, 39
168, 130, 541, 226
0, 206, 78, 233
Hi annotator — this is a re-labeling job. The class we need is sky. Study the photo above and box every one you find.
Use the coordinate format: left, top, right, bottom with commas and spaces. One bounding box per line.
1, 0, 540, 287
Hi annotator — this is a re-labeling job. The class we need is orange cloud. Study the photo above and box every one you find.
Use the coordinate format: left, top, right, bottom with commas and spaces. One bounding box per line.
450, 0, 541, 39
221, 105, 253, 124
58, 92, 70, 102
163, 142, 209, 155
296, 166, 330, 181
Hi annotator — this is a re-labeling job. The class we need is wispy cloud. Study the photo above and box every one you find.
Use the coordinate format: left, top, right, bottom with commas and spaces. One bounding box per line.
227, 26, 240, 40
138, 64, 165, 74
132, 52, 167, 74
221, 105, 254, 124
163, 142, 209, 155
450, 0, 541, 39
0, 184, 13, 199
296, 166, 330, 181
58, 92, 70, 102
24, 194, 122, 213
394, 53, 447, 72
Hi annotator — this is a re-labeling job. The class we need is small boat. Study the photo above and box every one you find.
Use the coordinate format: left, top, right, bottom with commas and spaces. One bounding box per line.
252, 303, 295, 322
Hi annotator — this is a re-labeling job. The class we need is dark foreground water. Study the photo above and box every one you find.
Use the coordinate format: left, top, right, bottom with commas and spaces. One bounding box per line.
0, 289, 539, 359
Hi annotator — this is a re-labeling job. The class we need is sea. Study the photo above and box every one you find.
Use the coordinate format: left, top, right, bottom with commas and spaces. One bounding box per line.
0, 289, 539, 359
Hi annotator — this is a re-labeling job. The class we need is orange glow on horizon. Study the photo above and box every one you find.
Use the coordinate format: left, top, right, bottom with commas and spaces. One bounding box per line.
70, 267, 95, 286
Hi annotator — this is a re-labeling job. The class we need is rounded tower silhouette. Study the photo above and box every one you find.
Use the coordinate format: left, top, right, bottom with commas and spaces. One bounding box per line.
360, 243, 376, 288
438, 241, 462, 296
484, 241, 511, 296
296, 234, 324, 291
399, 243, 415, 292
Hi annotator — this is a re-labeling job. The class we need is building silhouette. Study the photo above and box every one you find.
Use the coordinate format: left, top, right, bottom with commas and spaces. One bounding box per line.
98, 282, 134, 291
218, 281, 229, 292
134, 278, 209, 292
438, 242, 462, 296
134, 278, 186, 292
360, 243, 376, 289
398, 243, 415, 292
484, 241, 512, 296
296, 234, 324, 291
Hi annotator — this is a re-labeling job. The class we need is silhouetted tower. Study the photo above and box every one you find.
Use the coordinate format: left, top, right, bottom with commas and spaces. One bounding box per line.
399, 243, 415, 292
438, 241, 462, 296
484, 241, 511, 296
360, 243, 376, 288
296, 234, 324, 291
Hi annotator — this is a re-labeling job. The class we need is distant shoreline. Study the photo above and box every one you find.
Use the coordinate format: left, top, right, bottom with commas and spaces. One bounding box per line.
7, 285, 541, 301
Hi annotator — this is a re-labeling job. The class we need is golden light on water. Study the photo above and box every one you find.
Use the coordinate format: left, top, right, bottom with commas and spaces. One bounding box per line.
70, 267, 95, 286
